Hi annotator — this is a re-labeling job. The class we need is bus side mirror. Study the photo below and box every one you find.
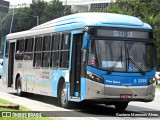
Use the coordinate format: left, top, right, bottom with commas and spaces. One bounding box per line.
83, 34, 90, 49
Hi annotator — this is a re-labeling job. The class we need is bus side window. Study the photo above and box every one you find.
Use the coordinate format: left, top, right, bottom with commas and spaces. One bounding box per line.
25, 38, 33, 52
60, 34, 70, 68
33, 36, 42, 67
50, 34, 60, 68
16, 40, 25, 53
42, 35, 51, 67
34, 53, 41, 67
24, 38, 34, 60
88, 40, 99, 67
15, 39, 25, 60
35, 37, 42, 51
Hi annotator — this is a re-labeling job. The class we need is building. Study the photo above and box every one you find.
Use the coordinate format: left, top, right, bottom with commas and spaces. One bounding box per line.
60, 0, 116, 12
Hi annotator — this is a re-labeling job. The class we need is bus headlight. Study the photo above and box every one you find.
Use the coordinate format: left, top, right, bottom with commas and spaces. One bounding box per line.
87, 71, 104, 84
148, 76, 156, 85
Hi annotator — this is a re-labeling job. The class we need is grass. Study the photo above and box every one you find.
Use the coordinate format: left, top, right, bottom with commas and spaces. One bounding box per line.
156, 85, 160, 89
0, 98, 52, 120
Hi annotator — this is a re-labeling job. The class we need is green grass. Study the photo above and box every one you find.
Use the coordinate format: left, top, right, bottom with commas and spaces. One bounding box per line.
0, 98, 13, 104
0, 98, 30, 111
0, 98, 53, 120
156, 85, 160, 89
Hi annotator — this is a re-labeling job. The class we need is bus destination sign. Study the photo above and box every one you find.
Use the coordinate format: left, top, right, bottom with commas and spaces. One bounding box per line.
96, 29, 151, 39
114, 31, 132, 38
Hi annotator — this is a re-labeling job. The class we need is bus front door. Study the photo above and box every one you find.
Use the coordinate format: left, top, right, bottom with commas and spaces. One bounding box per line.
70, 33, 83, 97
8, 42, 15, 87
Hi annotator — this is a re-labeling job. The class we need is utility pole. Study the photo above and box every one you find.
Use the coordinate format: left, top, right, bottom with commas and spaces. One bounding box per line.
9, 8, 15, 33
64, 0, 67, 15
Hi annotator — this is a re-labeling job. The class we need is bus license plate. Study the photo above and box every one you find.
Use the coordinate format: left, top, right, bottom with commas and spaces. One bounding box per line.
120, 94, 132, 99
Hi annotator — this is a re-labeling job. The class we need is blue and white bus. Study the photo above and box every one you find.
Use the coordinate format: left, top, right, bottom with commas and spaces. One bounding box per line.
3, 13, 156, 110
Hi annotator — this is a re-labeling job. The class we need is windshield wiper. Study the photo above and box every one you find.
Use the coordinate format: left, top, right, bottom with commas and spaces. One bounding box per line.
127, 49, 145, 75
108, 46, 123, 74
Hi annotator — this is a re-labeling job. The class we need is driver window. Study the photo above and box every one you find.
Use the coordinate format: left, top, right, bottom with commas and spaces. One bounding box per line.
88, 40, 99, 67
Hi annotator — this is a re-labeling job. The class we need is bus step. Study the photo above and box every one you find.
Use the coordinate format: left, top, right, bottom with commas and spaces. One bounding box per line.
71, 96, 80, 99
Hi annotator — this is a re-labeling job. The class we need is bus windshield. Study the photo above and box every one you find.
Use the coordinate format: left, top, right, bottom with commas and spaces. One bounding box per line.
88, 39, 155, 72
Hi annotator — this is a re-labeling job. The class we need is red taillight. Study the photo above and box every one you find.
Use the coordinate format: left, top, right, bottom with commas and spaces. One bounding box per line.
158, 78, 160, 81
90, 59, 95, 65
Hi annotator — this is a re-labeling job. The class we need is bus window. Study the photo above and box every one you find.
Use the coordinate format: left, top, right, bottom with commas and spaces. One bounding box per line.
24, 53, 33, 60
60, 34, 70, 68
35, 36, 42, 51
42, 35, 51, 67
60, 51, 70, 68
61, 34, 70, 50
88, 40, 99, 67
25, 38, 34, 52
50, 34, 60, 68
51, 35, 60, 50
23, 38, 34, 61
16, 39, 25, 53
43, 35, 51, 51
33, 36, 42, 67
51, 52, 59, 68
15, 39, 25, 60
42, 52, 50, 67
34, 53, 41, 67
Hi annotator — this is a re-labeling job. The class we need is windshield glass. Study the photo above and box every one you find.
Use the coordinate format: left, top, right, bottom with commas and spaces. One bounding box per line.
126, 42, 154, 72
88, 39, 155, 72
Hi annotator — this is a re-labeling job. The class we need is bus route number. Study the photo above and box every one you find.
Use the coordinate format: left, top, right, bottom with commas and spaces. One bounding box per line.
114, 31, 132, 38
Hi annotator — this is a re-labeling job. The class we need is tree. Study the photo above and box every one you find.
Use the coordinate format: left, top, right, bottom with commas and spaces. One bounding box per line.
41, 0, 72, 23
0, 0, 72, 38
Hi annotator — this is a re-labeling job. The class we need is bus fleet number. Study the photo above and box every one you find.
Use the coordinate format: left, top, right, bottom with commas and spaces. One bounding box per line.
134, 79, 147, 83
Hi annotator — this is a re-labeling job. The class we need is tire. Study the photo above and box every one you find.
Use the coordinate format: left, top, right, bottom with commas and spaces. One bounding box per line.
115, 102, 128, 110
58, 83, 71, 108
17, 77, 24, 96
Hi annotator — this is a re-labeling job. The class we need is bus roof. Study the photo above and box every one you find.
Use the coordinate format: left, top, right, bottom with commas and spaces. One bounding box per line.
6, 12, 152, 40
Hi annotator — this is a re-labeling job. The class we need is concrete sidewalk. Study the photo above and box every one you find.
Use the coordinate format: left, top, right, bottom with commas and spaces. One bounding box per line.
0, 92, 97, 120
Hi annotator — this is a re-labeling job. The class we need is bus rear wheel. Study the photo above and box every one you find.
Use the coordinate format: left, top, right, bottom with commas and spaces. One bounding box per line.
114, 102, 128, 110
59, 83, 71, 108
17, 77, 24, 96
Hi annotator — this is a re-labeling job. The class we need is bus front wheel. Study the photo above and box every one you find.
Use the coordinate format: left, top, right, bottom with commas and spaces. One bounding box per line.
59, 83, 71, 108
114, 102, 128, 110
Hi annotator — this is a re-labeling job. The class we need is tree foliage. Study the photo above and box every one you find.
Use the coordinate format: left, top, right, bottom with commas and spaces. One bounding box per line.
0, 0, 72, 38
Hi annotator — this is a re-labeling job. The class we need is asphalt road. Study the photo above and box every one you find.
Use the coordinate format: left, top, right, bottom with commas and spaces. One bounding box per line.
0, 79, 160, 120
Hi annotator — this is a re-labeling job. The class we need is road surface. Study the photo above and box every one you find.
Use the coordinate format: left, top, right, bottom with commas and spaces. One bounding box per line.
0, 79, 160, 120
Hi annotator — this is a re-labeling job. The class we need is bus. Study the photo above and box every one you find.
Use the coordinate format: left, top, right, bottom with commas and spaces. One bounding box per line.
3, 12, 156, 110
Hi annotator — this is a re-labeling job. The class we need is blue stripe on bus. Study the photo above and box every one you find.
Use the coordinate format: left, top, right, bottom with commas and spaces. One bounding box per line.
87, 65, 156, 86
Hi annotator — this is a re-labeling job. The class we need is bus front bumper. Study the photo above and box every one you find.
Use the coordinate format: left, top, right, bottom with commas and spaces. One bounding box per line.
85, 79, 156, 102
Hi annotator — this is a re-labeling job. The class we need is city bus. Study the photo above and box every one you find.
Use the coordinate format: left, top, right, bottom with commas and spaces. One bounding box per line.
3, 12, 156, 110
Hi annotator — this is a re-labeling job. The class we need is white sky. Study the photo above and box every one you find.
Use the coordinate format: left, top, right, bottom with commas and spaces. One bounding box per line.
5, 0, 52, 5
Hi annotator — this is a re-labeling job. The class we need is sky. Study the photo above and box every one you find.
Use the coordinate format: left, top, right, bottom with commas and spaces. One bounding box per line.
5, 0, 52, 5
